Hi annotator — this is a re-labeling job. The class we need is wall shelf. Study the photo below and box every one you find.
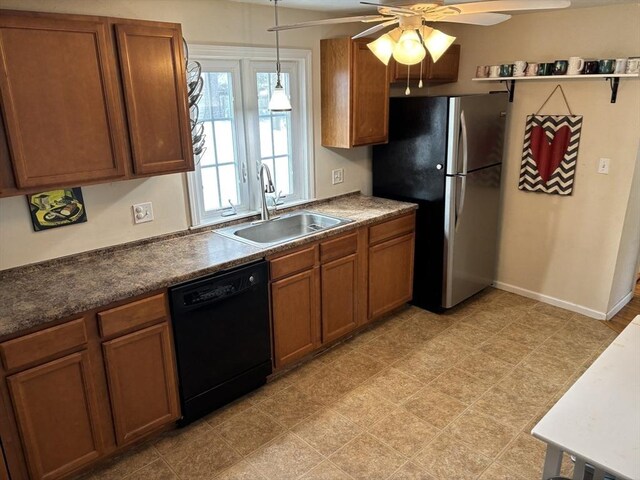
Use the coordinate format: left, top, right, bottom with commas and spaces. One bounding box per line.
472, 73, 639, 103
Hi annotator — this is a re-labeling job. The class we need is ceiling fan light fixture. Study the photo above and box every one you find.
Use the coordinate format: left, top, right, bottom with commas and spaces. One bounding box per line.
367, 33, 396, 66
421, 27, 456, 63
269, 0, 292, 112
392, 29, 426, 66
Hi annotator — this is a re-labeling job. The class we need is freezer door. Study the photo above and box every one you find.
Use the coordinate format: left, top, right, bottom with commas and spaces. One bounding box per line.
443, 165, 502, 308
447, 94, 508, 175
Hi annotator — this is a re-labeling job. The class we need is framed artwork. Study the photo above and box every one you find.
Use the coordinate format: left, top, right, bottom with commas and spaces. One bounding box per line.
27, 187, 87, 232
519, 115, 583, 196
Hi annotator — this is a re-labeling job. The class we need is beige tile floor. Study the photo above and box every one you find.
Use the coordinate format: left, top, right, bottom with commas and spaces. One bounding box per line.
79, 288, 619, 480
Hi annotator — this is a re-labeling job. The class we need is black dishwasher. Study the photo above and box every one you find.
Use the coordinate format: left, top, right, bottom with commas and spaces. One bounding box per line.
169, 260, 271, 425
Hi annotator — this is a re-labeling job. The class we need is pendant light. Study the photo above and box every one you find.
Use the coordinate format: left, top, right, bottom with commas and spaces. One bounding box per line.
268, 0, 291, 112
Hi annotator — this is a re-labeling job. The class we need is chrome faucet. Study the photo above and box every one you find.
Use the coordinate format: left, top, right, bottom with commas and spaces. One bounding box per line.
258, 163, 276, 222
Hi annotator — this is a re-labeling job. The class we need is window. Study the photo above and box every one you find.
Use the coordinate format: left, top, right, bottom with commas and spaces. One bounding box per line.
186, 45, 313, 226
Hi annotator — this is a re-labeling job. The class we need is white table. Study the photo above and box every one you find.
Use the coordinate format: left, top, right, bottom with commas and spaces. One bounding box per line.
532, 316, 640, 480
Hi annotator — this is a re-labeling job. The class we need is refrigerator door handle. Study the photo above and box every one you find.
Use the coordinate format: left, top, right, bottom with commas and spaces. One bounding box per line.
455, 174, 467, 231
460, 110, 469, 176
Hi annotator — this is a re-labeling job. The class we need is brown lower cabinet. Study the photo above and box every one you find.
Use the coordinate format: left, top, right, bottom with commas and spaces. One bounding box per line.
270, 212, 415, 369
0, 291, 180, 480
321, 254, 358, 344
368, 233, 415, 319
271, 268, 321, 368
102, 323, 179, 446
7, 351, 103, 480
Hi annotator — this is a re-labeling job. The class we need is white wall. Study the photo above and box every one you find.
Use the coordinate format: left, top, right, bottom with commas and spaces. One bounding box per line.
417, 3, 640, 317
0, 0, 370, 270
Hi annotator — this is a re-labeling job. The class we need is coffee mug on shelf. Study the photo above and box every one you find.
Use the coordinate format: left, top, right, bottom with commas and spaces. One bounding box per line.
614, 58, 628, 74
476, 65, 489, 78
625, 57, 640, 74
538, 63, 554, 76
525, 63, 539, 76
513, 60, 528, 77
489, 65, 501, 78
583, 60, 599, 74
499, 63, 514, 77
553, 60, 568, 75
567, 56, 584, 75
598, 59, 615, 74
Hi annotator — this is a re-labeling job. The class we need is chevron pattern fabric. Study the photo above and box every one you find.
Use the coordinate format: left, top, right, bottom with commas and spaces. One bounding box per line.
519, 115, 583, 196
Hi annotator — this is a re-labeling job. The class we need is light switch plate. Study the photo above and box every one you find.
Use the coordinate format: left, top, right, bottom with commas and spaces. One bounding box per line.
332, 168, 344, 185
598, 158, 610, 175
132, 202, 154, 224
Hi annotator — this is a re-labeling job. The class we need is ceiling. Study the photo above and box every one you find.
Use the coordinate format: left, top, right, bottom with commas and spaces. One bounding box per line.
228, 0, 639, 14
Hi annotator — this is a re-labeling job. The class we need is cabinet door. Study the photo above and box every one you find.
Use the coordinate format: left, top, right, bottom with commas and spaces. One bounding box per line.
271, 268, 320, 368
369, 233, 415, 320
115, 24, 193, 175
0, 14, 127, 189
351, 39, 389, 146
427, 45, 460, 82
0, 443, 9, 480
390, 59, 423, 82
321, 254, 358, 344
7, 351, 102, 480
102, 323, 179, 446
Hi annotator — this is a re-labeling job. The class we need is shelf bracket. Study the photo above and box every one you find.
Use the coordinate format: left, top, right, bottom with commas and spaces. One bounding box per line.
606, 77, 620, 103
501, 79, 516, 102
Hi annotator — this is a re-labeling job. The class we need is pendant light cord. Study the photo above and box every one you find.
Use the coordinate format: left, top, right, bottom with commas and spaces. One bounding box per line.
273, 0, 282, 87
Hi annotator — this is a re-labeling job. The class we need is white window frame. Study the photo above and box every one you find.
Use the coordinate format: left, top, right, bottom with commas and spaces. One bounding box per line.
186, 44, 314, 227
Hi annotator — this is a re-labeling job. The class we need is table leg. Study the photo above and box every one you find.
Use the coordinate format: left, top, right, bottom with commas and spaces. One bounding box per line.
542, 445, 563, 480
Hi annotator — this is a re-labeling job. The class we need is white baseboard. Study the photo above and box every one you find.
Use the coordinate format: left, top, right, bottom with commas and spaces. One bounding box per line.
492, 281, 607, 320
605, 291, 635, 320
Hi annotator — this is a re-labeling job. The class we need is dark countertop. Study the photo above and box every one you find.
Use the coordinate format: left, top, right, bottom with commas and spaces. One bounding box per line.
0, 194, 417, 339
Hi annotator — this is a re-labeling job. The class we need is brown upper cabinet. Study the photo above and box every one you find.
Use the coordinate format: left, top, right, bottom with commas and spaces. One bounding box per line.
390, 44, 460, 84
321, 37, 389, 148
115, 23, 193, 175
0, 10, 193, 197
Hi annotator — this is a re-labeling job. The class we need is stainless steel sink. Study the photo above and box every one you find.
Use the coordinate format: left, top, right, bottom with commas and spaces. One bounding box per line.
216, 211, 353, 248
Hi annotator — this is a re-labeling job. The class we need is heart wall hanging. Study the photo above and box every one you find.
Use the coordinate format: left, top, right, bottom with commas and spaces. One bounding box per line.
519, 85, 583, 196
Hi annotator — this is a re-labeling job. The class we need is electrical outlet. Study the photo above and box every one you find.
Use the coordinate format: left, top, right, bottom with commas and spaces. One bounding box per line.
598, 158, 610, 175
132, 202, 154, 224
332, 168, 344, 185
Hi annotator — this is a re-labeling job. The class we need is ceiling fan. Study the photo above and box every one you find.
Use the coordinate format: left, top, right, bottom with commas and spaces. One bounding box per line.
268, 1, 571, 66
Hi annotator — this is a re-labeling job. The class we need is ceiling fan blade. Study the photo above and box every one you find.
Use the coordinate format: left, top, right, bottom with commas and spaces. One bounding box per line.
352, 19, 399, 39
447, 0, 571, 15
360, 1, 416, 16
437, 12, 511, 26
267, 15, 392, 32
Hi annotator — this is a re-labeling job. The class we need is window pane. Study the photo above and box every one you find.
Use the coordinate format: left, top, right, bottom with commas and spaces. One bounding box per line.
274, 156, 291, 196
272, 115, 289, 157
256, 72, 271, 116
201, 167, 220, 211
198, 122, 216, 167
259, 117, 273, 158
200, 72, 233, 120
214, 120, 234, 164
218, 164, 239, 206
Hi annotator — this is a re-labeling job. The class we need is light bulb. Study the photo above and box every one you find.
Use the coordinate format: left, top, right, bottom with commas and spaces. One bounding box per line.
268, 83, 291, 112
367, 33, 396, 66
421, 27, 456, 63
392, 30, 426, 66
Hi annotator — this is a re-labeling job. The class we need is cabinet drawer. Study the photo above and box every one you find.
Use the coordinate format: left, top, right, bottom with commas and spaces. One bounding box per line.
0, 318, 87, 371
369, 213, 415, 245
270, 245, 317, 281
98, 293, 168, 338
320, 232, 357, 263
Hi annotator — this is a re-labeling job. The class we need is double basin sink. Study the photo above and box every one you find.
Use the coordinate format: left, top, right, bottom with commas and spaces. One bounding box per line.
216, 211, 353, 248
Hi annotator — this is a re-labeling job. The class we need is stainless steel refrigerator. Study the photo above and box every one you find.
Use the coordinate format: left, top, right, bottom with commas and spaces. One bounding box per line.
373, 93, 508, 310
